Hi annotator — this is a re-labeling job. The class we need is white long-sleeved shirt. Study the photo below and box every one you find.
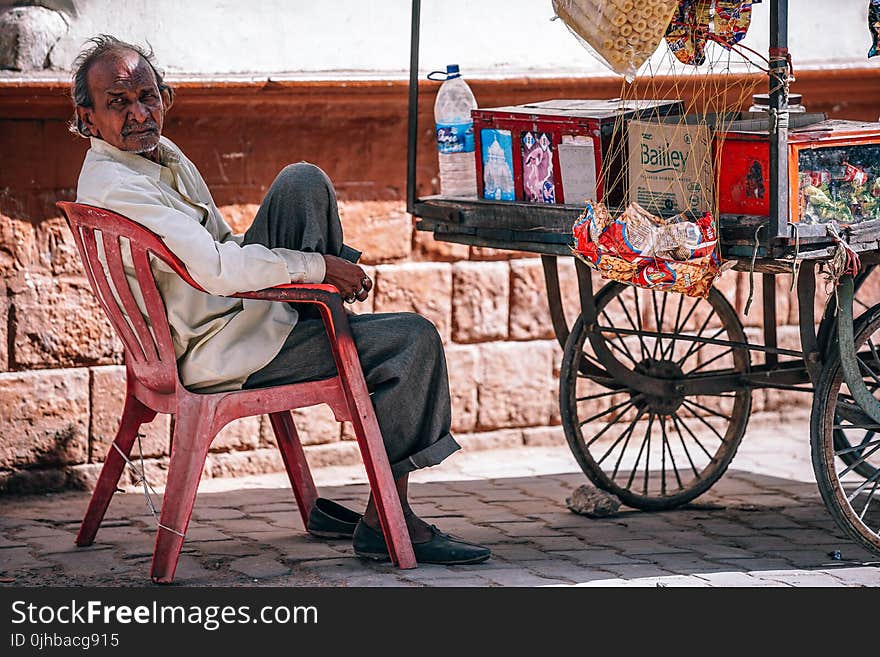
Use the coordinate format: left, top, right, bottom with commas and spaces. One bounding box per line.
76, 136, 326, 392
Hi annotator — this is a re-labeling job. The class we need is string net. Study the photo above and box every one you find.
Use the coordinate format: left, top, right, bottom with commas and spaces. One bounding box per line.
555, 0, 776, 297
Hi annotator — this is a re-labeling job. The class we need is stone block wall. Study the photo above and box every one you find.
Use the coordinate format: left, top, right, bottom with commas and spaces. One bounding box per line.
1, 195, 838, 494
4, 72, 878, 495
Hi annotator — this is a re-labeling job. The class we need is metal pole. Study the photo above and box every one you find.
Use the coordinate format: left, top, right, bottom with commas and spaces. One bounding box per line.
769, 0, 790, 243
406, 0, 421, 216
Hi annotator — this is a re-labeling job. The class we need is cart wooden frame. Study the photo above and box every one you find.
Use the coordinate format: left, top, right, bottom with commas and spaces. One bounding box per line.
406, 0, 880, 556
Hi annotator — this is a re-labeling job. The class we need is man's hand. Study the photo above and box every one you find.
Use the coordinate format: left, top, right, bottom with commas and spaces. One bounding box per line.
322, 254, 372, 303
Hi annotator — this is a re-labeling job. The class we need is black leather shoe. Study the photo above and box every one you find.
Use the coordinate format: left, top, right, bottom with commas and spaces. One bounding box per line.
306, 498, 362, 539
352, 519, 491, 565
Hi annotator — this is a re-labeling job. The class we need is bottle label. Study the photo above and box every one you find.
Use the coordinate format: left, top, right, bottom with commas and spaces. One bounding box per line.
436, 121, 474, 154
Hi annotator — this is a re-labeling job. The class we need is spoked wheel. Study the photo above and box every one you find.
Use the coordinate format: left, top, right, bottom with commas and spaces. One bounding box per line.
560, 282, 752, 510
811, 304, 880, 555
817, 265, 880, 479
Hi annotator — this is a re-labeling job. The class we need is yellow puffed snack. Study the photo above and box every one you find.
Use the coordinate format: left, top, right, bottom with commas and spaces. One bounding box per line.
551, 0, 679, 78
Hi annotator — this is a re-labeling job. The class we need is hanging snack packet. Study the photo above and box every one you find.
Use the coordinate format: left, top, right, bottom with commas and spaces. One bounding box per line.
714, 0, 759, 48
552, 0, 680, 80
665, 0, 713, 66
870, 0, 880, 58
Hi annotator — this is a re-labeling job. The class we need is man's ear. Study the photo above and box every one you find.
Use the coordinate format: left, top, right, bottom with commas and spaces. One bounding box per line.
160, 86, 174, 111
76, 105, 96, 138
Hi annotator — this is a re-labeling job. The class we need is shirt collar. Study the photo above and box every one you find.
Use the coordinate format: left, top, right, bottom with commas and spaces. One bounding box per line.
89, 136, 179, 179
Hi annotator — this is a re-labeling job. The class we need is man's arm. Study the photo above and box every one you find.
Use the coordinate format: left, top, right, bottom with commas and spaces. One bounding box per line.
85, 177, 325, 295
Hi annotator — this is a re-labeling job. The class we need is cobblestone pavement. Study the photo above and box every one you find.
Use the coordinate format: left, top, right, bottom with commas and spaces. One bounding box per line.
1, 413, 879, 587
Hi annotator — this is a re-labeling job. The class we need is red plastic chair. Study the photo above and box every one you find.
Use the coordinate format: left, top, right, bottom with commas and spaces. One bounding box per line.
56, 201, 416, 583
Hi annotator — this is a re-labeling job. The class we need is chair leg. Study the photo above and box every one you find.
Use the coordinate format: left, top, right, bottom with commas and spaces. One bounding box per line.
349, 405, 416, 570
269, 411, 318, 529
150, 398, 214, 584
76, 394, 156, 547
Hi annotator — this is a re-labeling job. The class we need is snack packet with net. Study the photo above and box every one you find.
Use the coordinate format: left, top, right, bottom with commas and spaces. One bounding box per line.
572, 201, 722, 298
552, 0, 680, 80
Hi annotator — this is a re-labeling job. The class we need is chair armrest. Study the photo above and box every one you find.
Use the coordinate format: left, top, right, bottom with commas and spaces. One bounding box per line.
231, 284, 351, 343
231, 283, 342, 306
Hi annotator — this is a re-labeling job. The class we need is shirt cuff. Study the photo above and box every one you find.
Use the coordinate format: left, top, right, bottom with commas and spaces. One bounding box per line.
274, 249, 326, 284
302, 251, 326, 283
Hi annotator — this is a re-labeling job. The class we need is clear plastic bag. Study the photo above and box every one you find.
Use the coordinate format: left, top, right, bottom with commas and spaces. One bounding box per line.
552, 0, 680, 80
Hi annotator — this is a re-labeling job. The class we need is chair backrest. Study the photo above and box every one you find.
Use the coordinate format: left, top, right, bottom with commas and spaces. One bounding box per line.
57, 201, 207, 396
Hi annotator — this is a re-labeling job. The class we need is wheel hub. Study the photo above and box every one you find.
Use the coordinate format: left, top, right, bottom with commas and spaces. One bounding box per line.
631, 359, 685, 414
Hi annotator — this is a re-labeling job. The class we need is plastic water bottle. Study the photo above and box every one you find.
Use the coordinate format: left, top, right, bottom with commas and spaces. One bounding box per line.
432, 64, 478, 198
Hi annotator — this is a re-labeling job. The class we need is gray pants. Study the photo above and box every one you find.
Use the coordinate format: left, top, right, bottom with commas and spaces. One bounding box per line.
241, 163, 460, 479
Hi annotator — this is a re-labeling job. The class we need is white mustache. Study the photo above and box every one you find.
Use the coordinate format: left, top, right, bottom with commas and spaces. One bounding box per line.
122, 122, 158, 136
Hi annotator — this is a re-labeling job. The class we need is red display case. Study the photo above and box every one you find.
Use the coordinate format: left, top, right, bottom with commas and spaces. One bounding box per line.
716, 119, 880, 225
472, 98, 683, 208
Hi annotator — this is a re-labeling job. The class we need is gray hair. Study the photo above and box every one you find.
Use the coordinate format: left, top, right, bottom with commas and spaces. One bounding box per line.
69, 34, 174, 137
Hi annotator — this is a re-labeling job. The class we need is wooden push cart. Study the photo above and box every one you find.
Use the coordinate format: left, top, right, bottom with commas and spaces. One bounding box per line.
406, 0, 880, 556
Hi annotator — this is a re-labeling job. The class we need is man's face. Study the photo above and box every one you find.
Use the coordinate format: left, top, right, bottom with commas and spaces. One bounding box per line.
77, 50, 166, 158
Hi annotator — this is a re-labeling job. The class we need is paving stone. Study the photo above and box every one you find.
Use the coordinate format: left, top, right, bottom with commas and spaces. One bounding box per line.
528, 536, 592, 551
711, 557, 800, 571
274, 540, 351, 562
488, 544, 555, 562
820, 566, 880, 586
691, 520, 760, 537
0, 546, 43, 573
298, 558, 385, 582
518, 559, 615, 583
726, 535, 807, 551
13, 524, 72, 539
229, 555, 292, 579
753, 570, 853, 587
397, 564, 481, 580
694, 571, 792, 586
0, 535, 28, 548
175, 526, 229, 543
30, 533, 106, 555
642, 575, 713, 587
491, 521, 562, 539
192, 507, 247, 521
171, 555, 216, 583
248, 512, 305, 531
44, 547, 128, 577
645, 554, 730, 575
417, 576, 494, 587
545, 549, 650, 567
599, 564, 677, 579
186, 541, 262, 558
210, 518, 277, 534
335, 574, 418, 587
605, 539, 691, 555
478, 569, 571, 587
239, 502, 298, 514
498, 500, 567, 515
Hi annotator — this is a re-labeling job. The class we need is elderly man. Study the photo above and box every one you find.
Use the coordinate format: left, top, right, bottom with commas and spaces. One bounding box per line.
71, 35, 490, 565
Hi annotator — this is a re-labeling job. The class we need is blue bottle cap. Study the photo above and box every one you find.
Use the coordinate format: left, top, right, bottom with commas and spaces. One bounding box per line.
446, 64, 460, 78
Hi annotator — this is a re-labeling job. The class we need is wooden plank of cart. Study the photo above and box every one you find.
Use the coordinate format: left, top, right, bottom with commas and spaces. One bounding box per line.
406, 0, 880, 556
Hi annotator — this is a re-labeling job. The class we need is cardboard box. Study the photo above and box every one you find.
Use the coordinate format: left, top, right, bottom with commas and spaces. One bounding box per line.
472, 99, 684, 207
627, 119, 714, 217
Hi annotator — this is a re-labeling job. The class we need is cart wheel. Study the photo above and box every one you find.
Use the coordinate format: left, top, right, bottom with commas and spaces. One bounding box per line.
817, 264, 877, 359
560, 282, 752, 510
811, 304, 880, 555
817, 265, 879, 478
